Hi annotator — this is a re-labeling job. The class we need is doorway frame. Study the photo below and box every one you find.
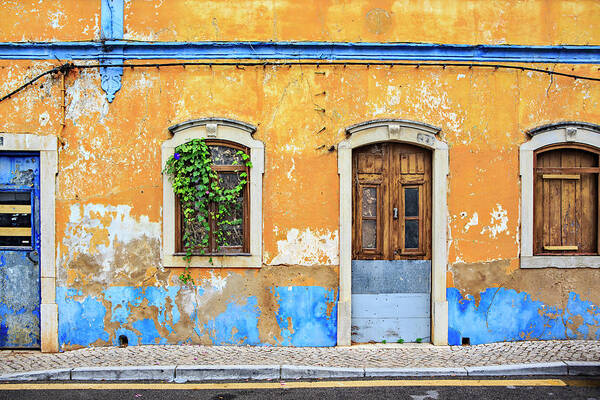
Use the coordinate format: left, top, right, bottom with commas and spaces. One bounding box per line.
0, 133, 58, 352
337, 119, 449, 345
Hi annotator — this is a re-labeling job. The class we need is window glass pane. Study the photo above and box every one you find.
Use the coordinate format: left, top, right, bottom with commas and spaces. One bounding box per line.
218, 172, 244, 248
362, 219, 377, 249
405, 187, 419, 217
0, 191, 31, 247
405, 220, 419, 249
209, 145, 245, 166
362, 187, 377, 217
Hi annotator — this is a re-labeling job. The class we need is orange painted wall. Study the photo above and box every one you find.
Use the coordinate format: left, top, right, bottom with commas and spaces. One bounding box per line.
0, 1, 99, 41
0, 1, 599, 346
123, 0, 600, 45
1, 62, 598, 275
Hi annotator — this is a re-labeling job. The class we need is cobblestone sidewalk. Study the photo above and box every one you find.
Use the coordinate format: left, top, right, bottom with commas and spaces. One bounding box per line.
1, 340, 599, 374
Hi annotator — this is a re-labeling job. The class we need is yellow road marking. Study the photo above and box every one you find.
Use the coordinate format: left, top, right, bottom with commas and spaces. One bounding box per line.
566, 379, 600, 387
0, 379, 580, 390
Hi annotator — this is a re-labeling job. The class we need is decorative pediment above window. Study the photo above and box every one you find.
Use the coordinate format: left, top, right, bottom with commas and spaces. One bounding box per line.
168, 118, 257, 136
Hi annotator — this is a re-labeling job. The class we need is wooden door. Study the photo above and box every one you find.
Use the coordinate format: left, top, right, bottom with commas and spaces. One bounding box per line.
351, 143, 432, 343
352, 143, 431, 260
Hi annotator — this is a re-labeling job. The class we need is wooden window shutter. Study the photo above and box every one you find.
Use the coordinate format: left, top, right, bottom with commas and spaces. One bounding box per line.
534, 146, 599, 255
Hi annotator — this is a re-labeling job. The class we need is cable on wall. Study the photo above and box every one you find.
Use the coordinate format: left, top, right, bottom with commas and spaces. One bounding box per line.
0, 60, 599, 104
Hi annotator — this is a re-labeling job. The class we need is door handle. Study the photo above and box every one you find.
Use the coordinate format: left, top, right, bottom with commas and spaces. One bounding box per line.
393, 207, 398, 219
27, 250, 39, 264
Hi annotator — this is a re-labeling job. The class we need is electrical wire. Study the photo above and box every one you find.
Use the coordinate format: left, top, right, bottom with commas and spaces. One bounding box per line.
0, 63, 73, 103
1, 60, 599, 104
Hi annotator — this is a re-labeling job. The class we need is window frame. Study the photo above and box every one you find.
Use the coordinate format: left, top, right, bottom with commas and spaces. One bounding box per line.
520, 122, 600, 269
533, 143, 600, 257
174, 140, 251, 256
161, 118, 264, 268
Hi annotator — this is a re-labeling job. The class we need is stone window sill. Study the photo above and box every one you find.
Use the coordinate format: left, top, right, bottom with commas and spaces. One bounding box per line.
521, 255, 600, 269
162, 254, 261, 268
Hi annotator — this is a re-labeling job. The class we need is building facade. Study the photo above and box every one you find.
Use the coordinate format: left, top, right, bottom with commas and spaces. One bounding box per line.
0, 0, 599, 352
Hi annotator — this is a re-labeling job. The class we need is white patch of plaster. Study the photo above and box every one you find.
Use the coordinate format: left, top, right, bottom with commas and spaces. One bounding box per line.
386, 85, 401, 106
204, 272, 228, 292
284, 143, 300, 153
456, 74, 466, 80
49, 10, 65, 29
269, 228, 339, 266
38, 111, 50, 127
464, 212, 478, 232
481, 204, 509, 238
414, 80, 464, 133
65, 69, 109, 126
287, 157, 296, 180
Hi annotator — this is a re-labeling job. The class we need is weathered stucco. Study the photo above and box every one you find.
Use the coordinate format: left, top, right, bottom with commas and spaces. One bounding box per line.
121, 0, 600, 45
0, 1, 599, 349
0, 61, 597, 347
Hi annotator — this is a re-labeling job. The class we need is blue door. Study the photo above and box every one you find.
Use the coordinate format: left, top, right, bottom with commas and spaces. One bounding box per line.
351, 143, 432, 343
0, 153, 40, 348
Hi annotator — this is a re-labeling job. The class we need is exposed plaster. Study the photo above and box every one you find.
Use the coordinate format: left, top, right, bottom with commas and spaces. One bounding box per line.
481, 204, 509, 238
269, 228, 339, 266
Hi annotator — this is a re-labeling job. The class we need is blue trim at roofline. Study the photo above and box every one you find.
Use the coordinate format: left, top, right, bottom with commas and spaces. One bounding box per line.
0, 41, 599, 64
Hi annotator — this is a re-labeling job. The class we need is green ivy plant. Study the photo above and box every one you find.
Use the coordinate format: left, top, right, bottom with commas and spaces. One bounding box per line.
163, 138, 251, 284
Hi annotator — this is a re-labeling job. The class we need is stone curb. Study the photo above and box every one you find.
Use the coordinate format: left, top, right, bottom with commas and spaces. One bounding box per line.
71, 365, 176, 381
365, 367, 468, 377
0, 368, 71, 381
565, 361, 600, 376
175, 365, 279, 381
281, 365, 364, 379
0, 361, 599, 381
465, 362, 568, 376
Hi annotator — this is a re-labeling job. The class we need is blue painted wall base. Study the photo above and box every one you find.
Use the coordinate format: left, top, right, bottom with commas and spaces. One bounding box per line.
447, 287, 600, 345
57, 285, 337, 348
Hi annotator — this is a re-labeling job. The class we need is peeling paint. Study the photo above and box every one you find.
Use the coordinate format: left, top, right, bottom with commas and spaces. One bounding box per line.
2, 1, 600, 350
480, 204, 509, 238
269, 229, 339, 266
448, 287, 600, 345
463, 212, 478, 232
57, 283, 338, 348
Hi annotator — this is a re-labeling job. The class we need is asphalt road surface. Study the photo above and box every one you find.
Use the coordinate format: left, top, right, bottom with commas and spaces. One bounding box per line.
0, 377, 599, 399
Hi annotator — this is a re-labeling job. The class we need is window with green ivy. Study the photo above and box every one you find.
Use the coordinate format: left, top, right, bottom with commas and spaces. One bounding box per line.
175, 140, 250, 255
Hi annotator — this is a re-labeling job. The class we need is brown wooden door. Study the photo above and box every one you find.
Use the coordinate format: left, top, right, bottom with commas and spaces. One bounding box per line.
352, 143, 432, 260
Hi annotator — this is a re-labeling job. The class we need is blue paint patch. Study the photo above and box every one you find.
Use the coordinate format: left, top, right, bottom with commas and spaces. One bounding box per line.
448, 287, 600, 345
104, 286, 144, 324
145, 286, 183, 330
203, 297, 261, 345
57, 287, 109, 347
565, 293, 600, 339
56, 284, 339, 348
0, 42, 599, 64
132, 318, 166, 345
274, 286, 337, 347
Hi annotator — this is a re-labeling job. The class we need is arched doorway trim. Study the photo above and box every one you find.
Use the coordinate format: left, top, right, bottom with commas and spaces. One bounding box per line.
337, 119, 449, 345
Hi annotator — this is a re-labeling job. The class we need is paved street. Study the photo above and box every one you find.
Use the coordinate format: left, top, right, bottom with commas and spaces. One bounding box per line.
0, 378, 599, 400
1, 340, 599, 375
